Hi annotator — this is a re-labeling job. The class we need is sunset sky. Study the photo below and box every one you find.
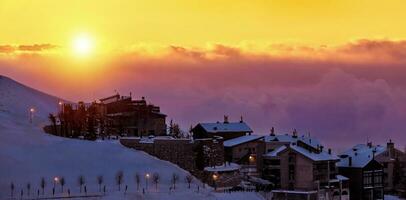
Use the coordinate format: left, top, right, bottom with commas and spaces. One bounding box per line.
1, 0, 406, 148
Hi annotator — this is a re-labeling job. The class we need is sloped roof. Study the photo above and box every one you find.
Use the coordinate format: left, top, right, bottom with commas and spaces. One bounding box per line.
265, 145, 287, 157
223, 135, 263, 147
337, 144, 386, 168
266, 143, 339, 161
198, 122, 253, 133
264, 134, 321, 149
290, 144, 339, 161
204, 162, 240, 172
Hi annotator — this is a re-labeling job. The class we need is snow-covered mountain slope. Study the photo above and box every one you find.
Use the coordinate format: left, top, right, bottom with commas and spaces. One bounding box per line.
0, 75, 264, 200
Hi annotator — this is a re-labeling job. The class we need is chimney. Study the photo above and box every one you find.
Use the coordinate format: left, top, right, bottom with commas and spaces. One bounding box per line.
292, 129, 298, 138
270, 127, 275, 136
367, 142, 372, 148
224, 115, 229, 124
349, 156, 352, 167
320, 145, 324, 152
240, 116, 243, 123
328, 148, 332, 155
387, 139, 395, 158
372, 149, 377, 159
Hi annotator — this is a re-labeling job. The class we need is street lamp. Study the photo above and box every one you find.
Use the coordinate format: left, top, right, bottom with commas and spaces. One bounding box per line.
53, 177, 59, 188
29, 108, 35, 123
212, 173, 218, 191
145, 173, 150, 190
58, 101, 63, 112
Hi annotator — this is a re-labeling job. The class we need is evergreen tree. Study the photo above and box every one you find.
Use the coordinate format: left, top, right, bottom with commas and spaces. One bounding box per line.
48, 113, 57, 135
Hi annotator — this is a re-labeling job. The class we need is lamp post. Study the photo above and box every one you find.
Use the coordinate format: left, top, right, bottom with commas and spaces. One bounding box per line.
53, 177, 59, 191
58, 101, 63, 112
212, 173, 218, 191
29, 108, 35, 123
145, 173, 150, 191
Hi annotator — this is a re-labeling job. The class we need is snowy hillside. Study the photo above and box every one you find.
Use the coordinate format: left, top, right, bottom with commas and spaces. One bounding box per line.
0, 75, 264, 200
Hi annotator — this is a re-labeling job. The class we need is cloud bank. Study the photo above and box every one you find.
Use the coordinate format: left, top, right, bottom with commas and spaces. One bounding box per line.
1, 39, 406, 149
0, 44, 57, 53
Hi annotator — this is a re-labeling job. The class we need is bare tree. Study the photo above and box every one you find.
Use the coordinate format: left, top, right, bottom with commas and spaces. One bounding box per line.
116, 170, 124, 191
135, 173, 140, 191
185, 174, 193, 189
97, 175, 104, 192
40, 177, 46, 195
152, 173, 160, 191
10, 182, 14, 197
27, 182, 31, 196
171, 173, 179, 190
60, 177, 65, 192
78, 175, 85, 193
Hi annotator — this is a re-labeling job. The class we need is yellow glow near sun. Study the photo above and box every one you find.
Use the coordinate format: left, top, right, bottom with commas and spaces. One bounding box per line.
72, 34, 94, 56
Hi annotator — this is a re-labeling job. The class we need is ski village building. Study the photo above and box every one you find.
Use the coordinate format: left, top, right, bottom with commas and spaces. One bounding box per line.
337, 141, 406, 200
98, 94, 167, 136
261, 130, 350, 200
192, 116, 253, 140
56, 94, 167, 138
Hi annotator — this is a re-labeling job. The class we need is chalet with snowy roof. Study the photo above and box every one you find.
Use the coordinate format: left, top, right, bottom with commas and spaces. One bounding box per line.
263, 138, 350, 200
264, 127, 321, 154
372, 140, 406, 194
203, 162, 242, 188
223, 135, 265, 177
192, 116, 253, 140
337, 142, 385, 200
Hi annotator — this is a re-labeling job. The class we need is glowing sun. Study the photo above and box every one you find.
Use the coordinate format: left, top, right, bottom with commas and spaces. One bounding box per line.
72, 34, 94, 56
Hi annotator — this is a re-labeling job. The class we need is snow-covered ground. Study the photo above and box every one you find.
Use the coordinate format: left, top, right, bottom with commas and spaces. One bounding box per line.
386, 195, 405, 200
0, 75, 264, 200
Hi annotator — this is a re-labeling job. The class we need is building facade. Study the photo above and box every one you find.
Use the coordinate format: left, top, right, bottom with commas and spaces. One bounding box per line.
338, 143, 385, 200
223, 135, 265, 177
263, 130, 350, 200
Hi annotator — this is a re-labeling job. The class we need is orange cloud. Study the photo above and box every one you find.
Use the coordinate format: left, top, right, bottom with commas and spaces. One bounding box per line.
18, 44, 58, 52
0, 44, 57, 54
0, 45, 15, 53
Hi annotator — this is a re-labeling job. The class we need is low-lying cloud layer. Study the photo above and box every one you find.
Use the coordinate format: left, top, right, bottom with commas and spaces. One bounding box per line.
1, 39, 406, 149
0, 44, 57, 53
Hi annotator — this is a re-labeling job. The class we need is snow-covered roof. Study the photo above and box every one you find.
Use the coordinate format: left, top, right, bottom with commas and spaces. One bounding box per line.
264, 134, 321, 149
337, 144, 386, 168
336, 175, 349, 181
290, 144, 339, 161
204, 163, 240, 172
272, 190, 318, 194
224, 135, 263, 147
247, 176, 272, 185
266, 144, 339, 162
265, 145, 287, 157
198, 122, 253, 133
